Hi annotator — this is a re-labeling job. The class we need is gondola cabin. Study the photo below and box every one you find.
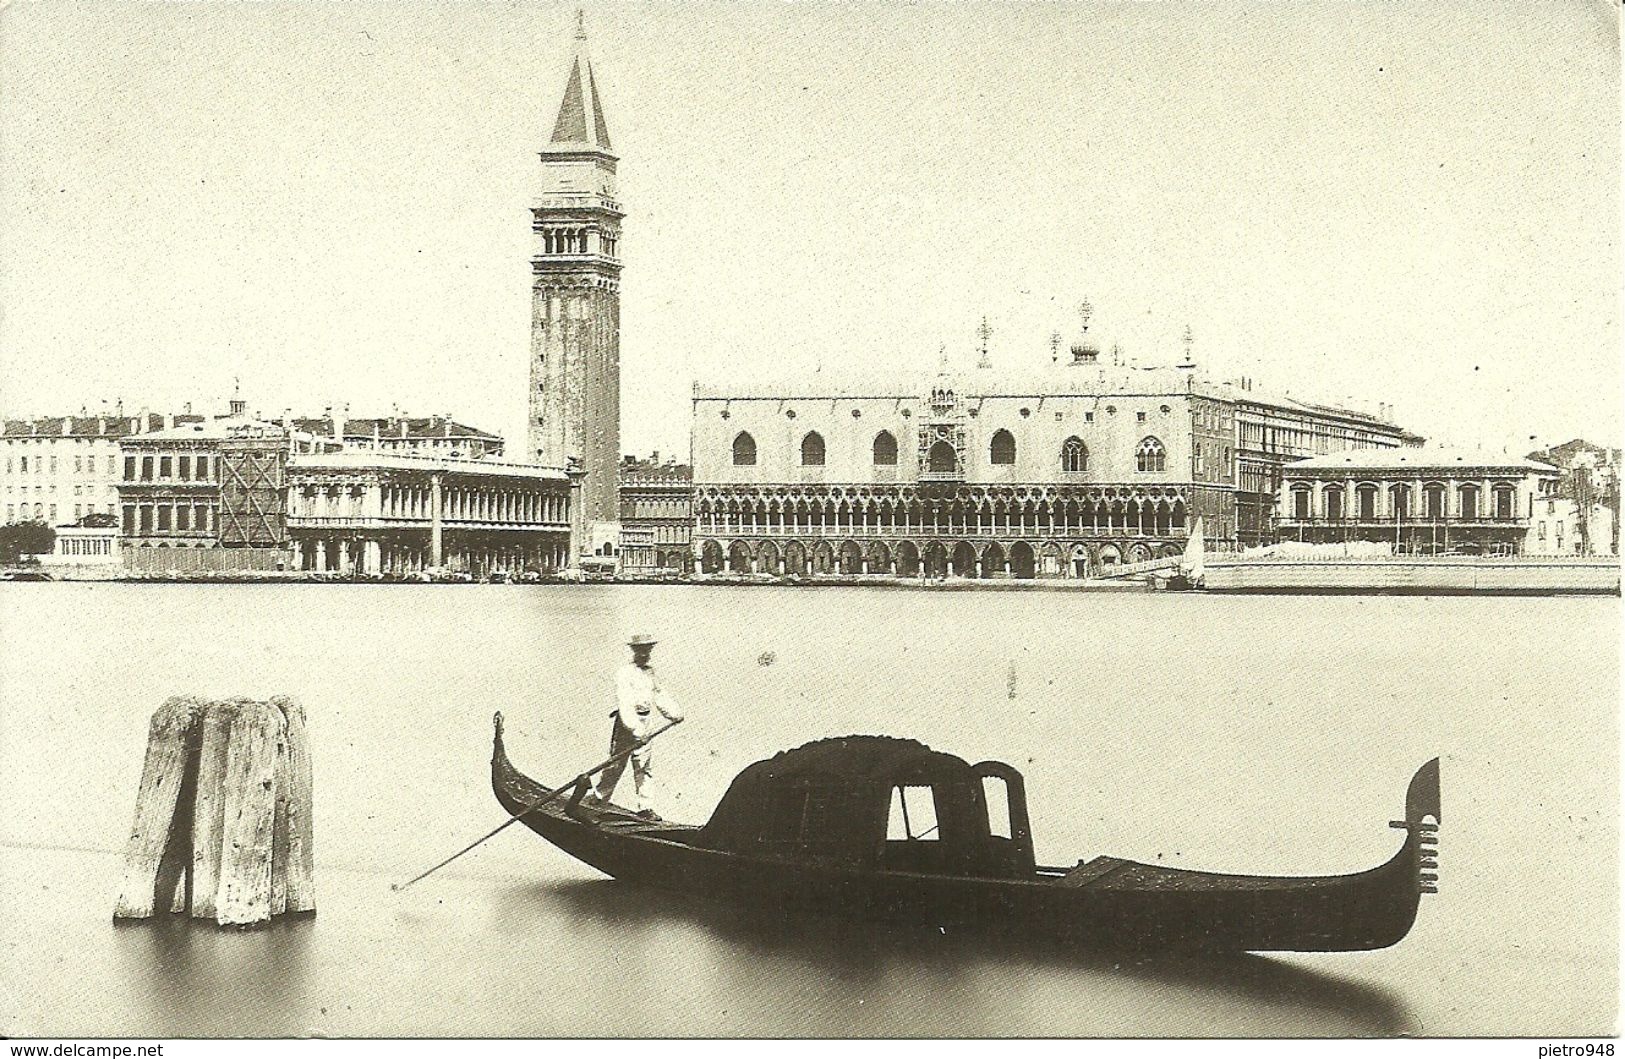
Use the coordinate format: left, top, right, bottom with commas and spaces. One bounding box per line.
693, 736, 1036, 878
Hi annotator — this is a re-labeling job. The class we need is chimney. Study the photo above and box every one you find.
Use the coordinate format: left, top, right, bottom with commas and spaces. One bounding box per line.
137, 407, 148, 434
163, 413, 174, 431
62, 418, 71, 436
184, 402, 192, 415
332, 404, 347, 448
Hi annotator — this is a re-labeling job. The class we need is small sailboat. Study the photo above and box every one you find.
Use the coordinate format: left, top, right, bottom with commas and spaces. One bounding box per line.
1169, 515, 1206, 590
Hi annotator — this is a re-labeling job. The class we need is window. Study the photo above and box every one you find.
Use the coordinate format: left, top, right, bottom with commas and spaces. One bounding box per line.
1391, 484, 1410, 519
731, 432, 756, 466
1136, 411, 1146, 422
1061, 436, 1087, 473
18, 457, 26, 473
195, 505, 209, 532
1293, 487, 1311, 520
159, 456, 172, 478
176, 506, 190, 531
107, 456, 116, 475
989, 429, 1016, 465
927, 440, 956, 474
886, 785, 940, 841
1357, 485, 1378, 521
196, 456, 209, 479
800, 432, 825, 467
122, 506, 135, 535
982, 775, 1012, 839
74, 457, 82, 473
872, 430, 897, 466
1135, 436, 1166, 473
1324, 486, 1343, 521
123, 457, 135, 481
1459, 485, 1478, 520
179, 456, 191, 480
156, 506, 171, 531
1084, 412, 1094, 423
141, 457, 153, 481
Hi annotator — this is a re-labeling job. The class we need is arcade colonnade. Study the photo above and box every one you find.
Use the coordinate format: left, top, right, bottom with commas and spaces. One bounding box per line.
286, 455, 575, 576
691, 484, 1198, 578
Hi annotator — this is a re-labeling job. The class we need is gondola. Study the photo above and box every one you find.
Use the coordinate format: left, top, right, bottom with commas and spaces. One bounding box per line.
491, 715, 1439, 952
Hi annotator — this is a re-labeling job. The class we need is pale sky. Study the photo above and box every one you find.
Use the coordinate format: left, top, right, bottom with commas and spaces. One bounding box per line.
1, 1, 1618, 459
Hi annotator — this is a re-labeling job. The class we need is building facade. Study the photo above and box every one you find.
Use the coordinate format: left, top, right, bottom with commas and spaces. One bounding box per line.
528, 17, 622, 530
1231, 388, 1423, 546
3, 412, 194, 527
1528, 439, 1621, 556
618, 454, 693, 574
118, 415, 328, 570
690, 338, 1417, 579
286, 453, 576, 576
1275, 448, 1558, 555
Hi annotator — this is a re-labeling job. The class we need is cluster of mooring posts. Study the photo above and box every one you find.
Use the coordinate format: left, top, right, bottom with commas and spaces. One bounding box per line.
114, 696, 314, 927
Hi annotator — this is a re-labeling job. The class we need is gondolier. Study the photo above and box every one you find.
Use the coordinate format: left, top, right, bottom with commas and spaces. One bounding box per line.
590, 633, 684, 819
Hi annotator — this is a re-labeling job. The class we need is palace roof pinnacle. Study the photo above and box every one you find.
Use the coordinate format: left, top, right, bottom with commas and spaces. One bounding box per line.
547, 13, 613, 153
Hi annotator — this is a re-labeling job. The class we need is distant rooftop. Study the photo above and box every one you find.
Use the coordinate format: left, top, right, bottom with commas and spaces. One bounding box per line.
1287, 447, 1558, 473
694, 361, 1399, 428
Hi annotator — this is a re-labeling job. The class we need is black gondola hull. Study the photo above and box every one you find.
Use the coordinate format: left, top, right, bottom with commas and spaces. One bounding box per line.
491, 722, 1438, 952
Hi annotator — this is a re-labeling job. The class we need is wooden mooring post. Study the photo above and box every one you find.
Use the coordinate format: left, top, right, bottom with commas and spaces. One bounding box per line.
114, 696, 315, 927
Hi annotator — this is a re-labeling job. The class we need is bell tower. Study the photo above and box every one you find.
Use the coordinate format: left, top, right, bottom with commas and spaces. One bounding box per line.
529, 12, 622, 528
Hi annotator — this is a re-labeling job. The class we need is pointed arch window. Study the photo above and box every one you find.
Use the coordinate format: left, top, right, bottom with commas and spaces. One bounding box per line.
801, 432, 826, 467
872, 430, 897, 466
989, 429, 1016, 465
1135, 436, 1166, 473
731, 432, 757, 466
1061, 437, 1088, 474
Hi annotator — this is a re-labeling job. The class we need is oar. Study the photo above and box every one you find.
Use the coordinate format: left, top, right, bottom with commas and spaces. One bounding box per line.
392, 716, 684, 892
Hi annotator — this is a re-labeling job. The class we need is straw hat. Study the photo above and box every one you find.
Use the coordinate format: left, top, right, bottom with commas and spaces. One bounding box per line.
627, 633, 658, 648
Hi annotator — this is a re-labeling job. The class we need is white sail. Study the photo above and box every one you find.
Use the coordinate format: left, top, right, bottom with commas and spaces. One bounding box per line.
1181, 516, 1206, 582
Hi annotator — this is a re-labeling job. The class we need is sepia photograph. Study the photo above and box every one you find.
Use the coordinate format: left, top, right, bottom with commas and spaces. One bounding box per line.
0, 0, 1618, 1045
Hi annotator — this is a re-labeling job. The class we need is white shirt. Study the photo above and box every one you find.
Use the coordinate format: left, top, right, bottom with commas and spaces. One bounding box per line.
615, 662, 683, 736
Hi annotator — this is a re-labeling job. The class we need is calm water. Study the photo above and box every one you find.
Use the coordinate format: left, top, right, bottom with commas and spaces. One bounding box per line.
0, 583, 1616, 1037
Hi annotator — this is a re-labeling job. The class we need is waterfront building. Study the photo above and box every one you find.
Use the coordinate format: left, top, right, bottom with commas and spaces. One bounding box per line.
2, 411, 196, 527
119, 414, 328, 573
286, 452, 576, 575
1274, 448, 1558, 555
38, 524, 120, 570
1528, 439, 1621, 555
528, 16, 622, 532
1526, 493, 1618, 557
618, 454, 693, 575
690, 334, 1415, 578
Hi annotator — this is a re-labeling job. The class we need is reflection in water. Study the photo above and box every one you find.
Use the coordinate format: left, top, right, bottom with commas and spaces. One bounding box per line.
111, 913, 316, 1037
510, 878, 1416, 1036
